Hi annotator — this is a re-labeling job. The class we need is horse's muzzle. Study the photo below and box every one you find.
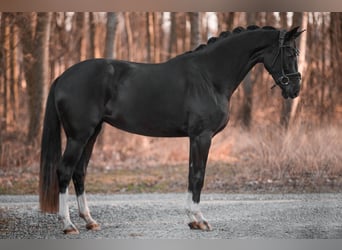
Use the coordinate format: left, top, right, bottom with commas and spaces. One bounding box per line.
282, 81, 301, 99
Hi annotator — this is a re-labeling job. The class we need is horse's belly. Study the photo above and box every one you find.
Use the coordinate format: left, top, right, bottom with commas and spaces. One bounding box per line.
104, 105, 188, 137
105, 118, 188, 137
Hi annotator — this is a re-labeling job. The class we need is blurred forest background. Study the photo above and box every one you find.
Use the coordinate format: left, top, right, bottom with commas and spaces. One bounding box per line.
0, 12, 341, 194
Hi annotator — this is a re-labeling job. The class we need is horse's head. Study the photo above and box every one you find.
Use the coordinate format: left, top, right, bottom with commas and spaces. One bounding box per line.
264, 27, 304, 99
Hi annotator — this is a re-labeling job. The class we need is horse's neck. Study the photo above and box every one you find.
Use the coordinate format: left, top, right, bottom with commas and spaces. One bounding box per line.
204, 31, 278, 98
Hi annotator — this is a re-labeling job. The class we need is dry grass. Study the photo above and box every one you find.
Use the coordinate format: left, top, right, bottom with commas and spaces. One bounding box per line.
67, 123, 342, 193
223, 124, 342, 192
0, 124, 341, 194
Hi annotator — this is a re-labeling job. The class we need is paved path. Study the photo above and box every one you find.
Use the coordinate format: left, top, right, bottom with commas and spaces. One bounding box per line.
1, 193, 342, 239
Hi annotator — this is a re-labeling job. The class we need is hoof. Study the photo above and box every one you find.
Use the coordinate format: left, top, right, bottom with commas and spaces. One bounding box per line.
63, 225, 79, 235
86, 222, 101, 231
188, 221, 212, 231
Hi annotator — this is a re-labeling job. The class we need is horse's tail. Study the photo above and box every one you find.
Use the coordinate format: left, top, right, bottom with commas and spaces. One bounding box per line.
39, 79, 61, 213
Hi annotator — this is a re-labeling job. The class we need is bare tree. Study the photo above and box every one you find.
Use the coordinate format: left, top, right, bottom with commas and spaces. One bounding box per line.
153, 13, 162, 63
9, 18, 19, 123
146, 12, 155, 62
86, 12, 96, 59
74, 12, 85, 62
217, 12, 235, 32
0, 13, 20, 130
189, 12, 201, 49
289, 12, 308, 126
168, 12, 177, 59
238, 12, 255, 129
0, 13, 5, 157
329, 12, 342, 116
145, 12, 162, 63
178, 13, 187, 53
124, 12, 134, 61
17, 12, 52, 143
104, 12, 118, 58
0, 13, 9, 131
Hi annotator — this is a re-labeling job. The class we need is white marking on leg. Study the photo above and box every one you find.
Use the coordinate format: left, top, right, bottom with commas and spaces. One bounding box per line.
185, 192, 196, 222
77, 192, 90, 218
77, 192, 95, 223
77, 192, 100, 230
59, 189, 70, 224
58, 189, 78, 233
185, 192, 206, 223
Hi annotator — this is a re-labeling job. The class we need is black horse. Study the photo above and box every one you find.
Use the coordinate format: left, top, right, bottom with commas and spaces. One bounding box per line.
39, 26, 303, 234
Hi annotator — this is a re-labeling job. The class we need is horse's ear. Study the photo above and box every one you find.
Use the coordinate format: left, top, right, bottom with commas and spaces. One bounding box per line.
285, 26, 305, 41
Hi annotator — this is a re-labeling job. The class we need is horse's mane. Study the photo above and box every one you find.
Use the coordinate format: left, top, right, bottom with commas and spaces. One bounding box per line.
188, 25, 277, 53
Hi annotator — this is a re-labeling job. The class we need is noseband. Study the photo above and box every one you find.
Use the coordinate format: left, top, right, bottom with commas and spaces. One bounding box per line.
271, 30, 301, 87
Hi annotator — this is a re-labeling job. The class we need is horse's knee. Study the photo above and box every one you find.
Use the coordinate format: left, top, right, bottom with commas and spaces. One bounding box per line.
57, 167, 73, 193
72, 170, 86, 195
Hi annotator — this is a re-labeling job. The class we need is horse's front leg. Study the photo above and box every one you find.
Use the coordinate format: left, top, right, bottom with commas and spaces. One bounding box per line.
186, 132, 212, 231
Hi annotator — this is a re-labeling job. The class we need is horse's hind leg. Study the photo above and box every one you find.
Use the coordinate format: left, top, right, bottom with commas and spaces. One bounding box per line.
57, 137, 89, 234
72, 124, 102, 231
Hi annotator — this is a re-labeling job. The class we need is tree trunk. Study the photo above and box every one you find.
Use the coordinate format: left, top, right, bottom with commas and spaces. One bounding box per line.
279, 12, 288, 28
1, 14, 9, 131
189, 12, 200, 50
153, 13, 161, 63
74, 12, 85, 62
238, 12, 255, 129
9, 19, 19, 123
217, 12, 235, 32
168, 12, 177, 59
289, 12, 308, 126
329, 12, 342, 118
146, 12, 154, 62
178, 13, 187, 53
265, 12, 277, 25
18, 12, 52, 143
226, 12, 235, 30
124, 12, 134, 61
0, 14, 2, 156
104, 12, 118, 58
87, 12, 96, 59
0, 13, 20, 130
278, 12, 308, 128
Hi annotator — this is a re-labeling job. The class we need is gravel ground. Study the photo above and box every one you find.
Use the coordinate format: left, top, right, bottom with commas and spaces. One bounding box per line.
1, 193, 342, 239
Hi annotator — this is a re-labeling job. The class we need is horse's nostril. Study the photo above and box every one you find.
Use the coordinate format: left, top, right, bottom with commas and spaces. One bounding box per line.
292, 88, 300, 98
295, 88, 300, 96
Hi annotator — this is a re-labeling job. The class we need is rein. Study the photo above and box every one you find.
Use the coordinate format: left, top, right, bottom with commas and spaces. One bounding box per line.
270, 30, 301, 89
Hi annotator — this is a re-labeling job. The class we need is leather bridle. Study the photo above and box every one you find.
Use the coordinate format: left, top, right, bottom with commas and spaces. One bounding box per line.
270, 30, 301, 88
